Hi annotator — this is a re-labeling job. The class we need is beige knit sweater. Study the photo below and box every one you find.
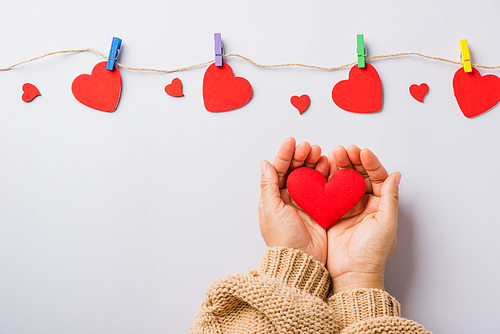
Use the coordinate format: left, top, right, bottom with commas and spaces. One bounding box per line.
190, 247, 431, 333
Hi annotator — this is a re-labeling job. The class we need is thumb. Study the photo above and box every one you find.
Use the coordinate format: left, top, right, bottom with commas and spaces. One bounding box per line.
260, 160, 284, 213
376, 172, 401, 229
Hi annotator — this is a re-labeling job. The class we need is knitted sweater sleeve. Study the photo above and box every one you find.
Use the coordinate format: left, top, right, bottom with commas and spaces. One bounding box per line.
189, 247, 337, 334
190, 247, 432, 333
328, 289, 432, 333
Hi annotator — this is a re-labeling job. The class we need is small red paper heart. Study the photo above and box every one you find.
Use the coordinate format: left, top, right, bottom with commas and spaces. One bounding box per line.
71, 61, 121, 112
22, 83, 41, 102
287, 167, 366, 230
332, 63, 382, 113
165, 78, 184, 97
453, 67, 500, 118
290, 95, 310, 114
203, 63, 253, 112
409, 83, 429, 102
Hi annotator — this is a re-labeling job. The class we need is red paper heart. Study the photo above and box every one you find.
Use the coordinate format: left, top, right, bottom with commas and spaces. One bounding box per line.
332, 63, 382, 113
22, 83, 41, 102
165, 78, 184, 97
453, 67, 500, 118
71, 61, 121, 112
203, 63, 252, 112
409, 83, 429, 102
287, 167, 366, 230
290, 95, 310, 114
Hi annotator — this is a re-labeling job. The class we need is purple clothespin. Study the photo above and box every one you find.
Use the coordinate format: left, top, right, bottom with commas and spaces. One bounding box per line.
214, 33, 223, 66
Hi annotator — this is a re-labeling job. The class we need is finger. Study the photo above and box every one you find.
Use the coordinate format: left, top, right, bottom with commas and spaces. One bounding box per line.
360, 149, 389, 197
333, 145, 353, 170
304, 145, 322, 169
260, 160, 285, 216
289, 141, 312, 170
272, 137, 296, 188
327, 151, 339, 180
346, 145, 372, 193
376, 172, 401, 232
346, 145, 367, 174
315, 155, 329, 179
328, 145, 354, 181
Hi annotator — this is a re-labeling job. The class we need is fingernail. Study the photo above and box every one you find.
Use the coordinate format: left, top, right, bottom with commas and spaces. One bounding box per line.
260, 160, 267, 174
396, 173, 402, 187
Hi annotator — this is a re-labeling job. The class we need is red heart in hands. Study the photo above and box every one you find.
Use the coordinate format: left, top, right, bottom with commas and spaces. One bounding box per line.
22, 83, 41, 102
409, 83, 429, 102
332, 63, 382, 113
287, 167, 366, 230
203, 63, 252, 112
165, 78, 184, 97
290, 94, 310, 114
71, 61, 121, 112
453, 67, 500, 118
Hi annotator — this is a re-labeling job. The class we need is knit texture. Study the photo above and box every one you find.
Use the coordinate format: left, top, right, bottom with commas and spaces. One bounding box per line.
258, 246, 331, 300
329, 288, 400, 329
190, 247, 431, 333
190, 247, 335, 333
328, 289, 431, 333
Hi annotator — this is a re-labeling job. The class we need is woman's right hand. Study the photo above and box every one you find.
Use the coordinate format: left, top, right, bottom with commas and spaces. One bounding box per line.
325, 145, 401, 293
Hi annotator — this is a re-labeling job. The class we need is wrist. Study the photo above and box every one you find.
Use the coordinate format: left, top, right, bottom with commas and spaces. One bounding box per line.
331, 271, 385, 294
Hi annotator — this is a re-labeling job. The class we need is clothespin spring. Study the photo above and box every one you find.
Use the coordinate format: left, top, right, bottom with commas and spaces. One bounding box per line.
106, 37, 122, 71
357, 34, 366, 68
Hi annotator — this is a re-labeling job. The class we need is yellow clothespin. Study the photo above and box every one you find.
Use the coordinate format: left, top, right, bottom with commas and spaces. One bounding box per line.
460, 39, 472, 73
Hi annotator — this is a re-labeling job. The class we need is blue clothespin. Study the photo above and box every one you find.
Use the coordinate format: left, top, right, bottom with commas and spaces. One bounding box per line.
214, 33, 224, 66
357, 34, 366, 68
106, 37, 122, 71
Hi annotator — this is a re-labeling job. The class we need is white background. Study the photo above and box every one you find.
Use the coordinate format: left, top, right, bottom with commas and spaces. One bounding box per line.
1, 1, 500, 333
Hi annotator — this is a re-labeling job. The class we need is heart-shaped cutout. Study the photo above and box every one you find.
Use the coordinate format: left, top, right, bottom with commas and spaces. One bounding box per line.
22, 83, 41, 102
453, 67, 500, 118
409, 83, 429, 102
203, 63, 252, 112
287, 167, 366, 230
291, 94, 310, 114
71, 61, 121, 112
332, 63, 382, 113
165, 78, 184, 97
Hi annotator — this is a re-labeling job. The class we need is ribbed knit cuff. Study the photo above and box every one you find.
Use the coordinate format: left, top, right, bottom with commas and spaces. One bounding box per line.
258, 247, 331, 300
328, 288, 401, 330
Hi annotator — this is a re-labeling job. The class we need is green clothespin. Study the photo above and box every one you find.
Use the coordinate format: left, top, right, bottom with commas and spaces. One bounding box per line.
357, 34, 366, 68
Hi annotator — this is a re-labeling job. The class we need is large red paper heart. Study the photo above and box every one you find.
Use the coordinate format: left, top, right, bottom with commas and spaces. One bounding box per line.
453, 67, 500, 118
409, 83, 429, 103
22, 83, 41, 102
290, 94, 310, 114
203, 63, 252, 112
71, 61, 121, 112
287, 167, 366, 229
332, 63, 382, 113
165, 78, 184, 97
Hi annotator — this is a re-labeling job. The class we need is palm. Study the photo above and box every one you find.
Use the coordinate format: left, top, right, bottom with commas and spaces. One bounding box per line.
259, 138, 330, 265
279, 189, 328, 264
326, 194, 387, 280
260, 138, 399, 277
323, 145, 399, 292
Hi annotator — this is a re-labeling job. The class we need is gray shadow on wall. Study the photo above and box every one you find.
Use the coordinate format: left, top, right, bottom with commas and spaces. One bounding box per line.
384, 203, 416, 306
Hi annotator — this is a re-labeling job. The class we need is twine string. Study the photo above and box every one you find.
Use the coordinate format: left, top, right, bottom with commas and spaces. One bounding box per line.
1, 48, 499, 73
